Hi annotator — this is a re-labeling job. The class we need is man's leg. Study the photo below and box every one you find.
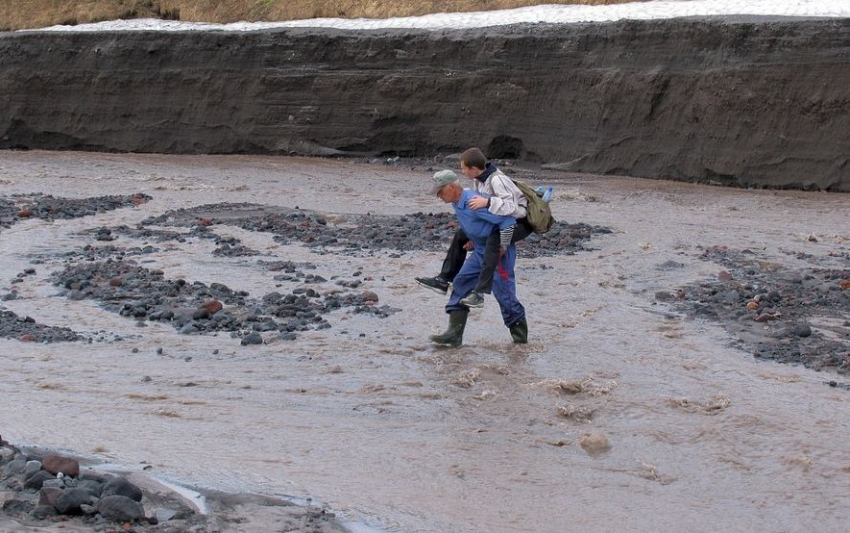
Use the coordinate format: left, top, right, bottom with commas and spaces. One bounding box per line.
490, 245, 527, 342
432, 247, 483, 346
417, 229, 468, 294
463, 218, 533, 306
439, 229, 469, 282
446, 246, 483, 312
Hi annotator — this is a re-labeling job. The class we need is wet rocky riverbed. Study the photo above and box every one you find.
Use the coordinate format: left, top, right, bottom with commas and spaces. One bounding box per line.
0, 436, 346, 532
0, 152, 847, 533
2, 198, 610, 350
669, 246, 850, 375
0, 193, 151, 232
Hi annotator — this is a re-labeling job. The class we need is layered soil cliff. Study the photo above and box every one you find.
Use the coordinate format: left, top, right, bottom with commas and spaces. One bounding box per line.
1, 17, 849, 190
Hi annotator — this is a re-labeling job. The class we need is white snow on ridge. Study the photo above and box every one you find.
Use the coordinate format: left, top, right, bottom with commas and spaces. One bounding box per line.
21, 0, 850, 32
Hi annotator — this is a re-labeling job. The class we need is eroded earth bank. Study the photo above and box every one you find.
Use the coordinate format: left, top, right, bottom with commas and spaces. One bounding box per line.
0, 151, 848, 532
2, 17, 850, 191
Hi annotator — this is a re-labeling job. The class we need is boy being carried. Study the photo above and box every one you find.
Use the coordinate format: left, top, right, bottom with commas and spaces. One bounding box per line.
416, 147, 533, 308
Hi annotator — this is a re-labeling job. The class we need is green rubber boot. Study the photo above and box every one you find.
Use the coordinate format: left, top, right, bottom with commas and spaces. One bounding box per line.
430, 310, 469, 347
509, 317, 528, 344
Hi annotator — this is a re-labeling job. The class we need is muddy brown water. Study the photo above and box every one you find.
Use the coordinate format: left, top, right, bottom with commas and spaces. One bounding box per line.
0, 151, 848, 532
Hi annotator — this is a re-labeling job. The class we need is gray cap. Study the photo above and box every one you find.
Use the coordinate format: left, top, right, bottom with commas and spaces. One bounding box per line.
430, 169, 459, 194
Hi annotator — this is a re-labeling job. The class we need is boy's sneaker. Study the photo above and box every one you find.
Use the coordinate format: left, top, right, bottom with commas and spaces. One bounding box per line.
415, 276, 450, 295
459, 291, 485, 308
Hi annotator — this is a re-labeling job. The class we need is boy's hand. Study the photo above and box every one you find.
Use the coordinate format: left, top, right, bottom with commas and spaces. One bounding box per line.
468, 196, 488, 210
499, 246, 506, 258
463, 241, 475, 251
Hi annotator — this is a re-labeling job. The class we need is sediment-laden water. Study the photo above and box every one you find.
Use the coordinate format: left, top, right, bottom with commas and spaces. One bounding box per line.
0, 151, 848, 532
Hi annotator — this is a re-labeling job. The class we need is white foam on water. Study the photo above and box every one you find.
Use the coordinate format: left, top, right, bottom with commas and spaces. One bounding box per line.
19, 0, 850, 32
146, 476, 210, 515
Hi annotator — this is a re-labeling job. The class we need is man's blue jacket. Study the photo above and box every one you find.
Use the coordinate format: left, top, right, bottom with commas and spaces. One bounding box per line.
453, 189, 516, 244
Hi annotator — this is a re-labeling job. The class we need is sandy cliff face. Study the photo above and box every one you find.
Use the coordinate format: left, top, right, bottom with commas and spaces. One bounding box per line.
1, 18, 848, 190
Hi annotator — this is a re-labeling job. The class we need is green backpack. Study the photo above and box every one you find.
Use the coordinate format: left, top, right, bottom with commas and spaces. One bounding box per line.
512, 179, 555, 234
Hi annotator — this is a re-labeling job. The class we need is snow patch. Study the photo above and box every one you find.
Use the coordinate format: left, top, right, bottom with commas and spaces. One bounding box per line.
20, 1, 850, 33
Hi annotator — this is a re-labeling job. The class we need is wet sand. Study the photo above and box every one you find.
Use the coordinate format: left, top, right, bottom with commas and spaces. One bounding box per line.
0, 150, 848, 532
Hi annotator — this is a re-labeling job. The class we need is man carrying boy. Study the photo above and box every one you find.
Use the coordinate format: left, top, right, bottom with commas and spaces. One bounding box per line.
427, 170, 528, 346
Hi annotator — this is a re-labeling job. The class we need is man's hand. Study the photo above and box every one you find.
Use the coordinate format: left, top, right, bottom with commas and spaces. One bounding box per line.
468, 196, 488, 210
499, 246, 506, 258
463, 241, 475, 252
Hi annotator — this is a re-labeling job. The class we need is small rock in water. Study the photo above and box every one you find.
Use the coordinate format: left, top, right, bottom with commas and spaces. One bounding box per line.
155, 507, 178, 523
241, 332, 263, 346
793, 324, 812, 337
201, 299, 223, 315
42, 455, 80, 477
24, 460, 43, 476
56, 488, 92, 514
655, 291, 674, 302
31, 505, 58, 519
102, 477, 144, 502
579, 433, 611, 456
24, 470, 54, 490
41, 478, 64, 489
38, 487, 63, 507
80, 503, 97, 515
97, 495, 144, 522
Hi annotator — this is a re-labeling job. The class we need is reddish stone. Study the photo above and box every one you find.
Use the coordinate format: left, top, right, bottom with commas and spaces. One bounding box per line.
746, 301, 759, 309
109, 277, 123, 287
197, 218, 213, 227
840, 280, 850, 291
718, 270, 733, 281
130, 195, 148, 206
201, 300, 223, 315
39, 487, 63, 507
361, 291, 379, 303
19, 334, 34, 342
42, 455, 80, 477
18, 209, 31, 218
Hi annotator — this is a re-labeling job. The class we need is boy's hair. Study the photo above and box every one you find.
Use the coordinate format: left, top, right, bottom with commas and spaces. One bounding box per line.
460, 147, 487, 171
